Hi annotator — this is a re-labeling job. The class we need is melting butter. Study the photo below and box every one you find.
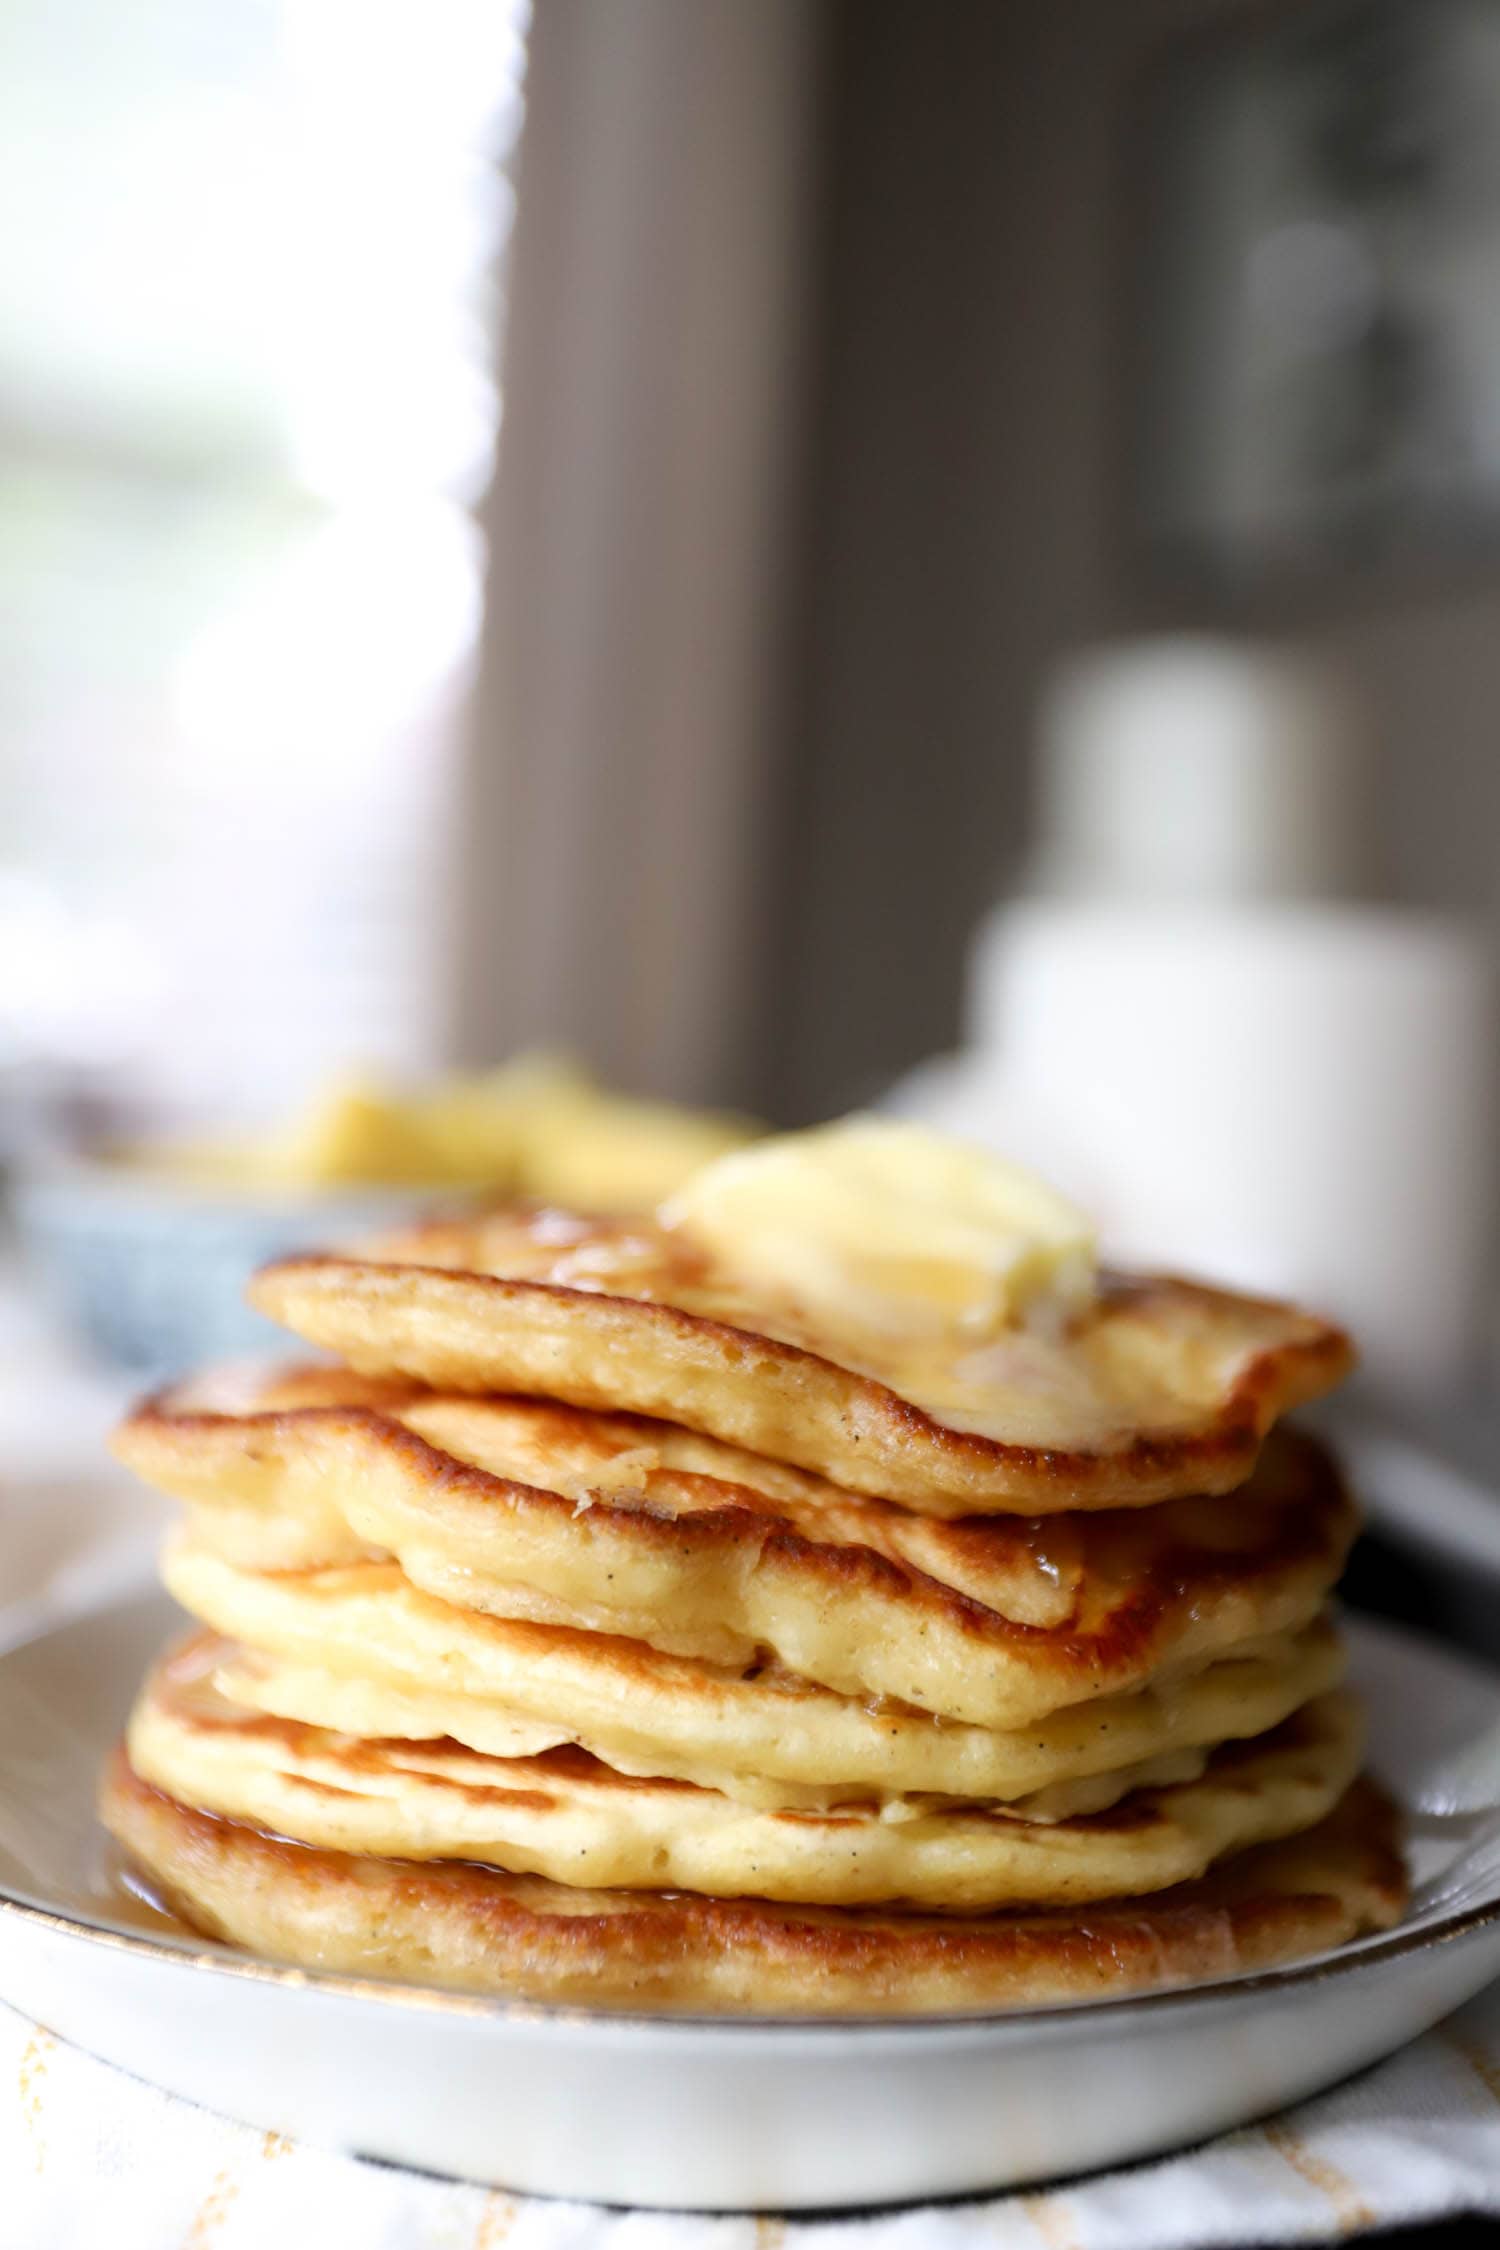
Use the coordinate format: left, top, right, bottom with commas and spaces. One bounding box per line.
661, 1116, 1096, 1342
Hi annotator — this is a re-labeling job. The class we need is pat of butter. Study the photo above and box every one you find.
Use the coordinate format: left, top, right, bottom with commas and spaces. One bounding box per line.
661, 1117, 1095, 1340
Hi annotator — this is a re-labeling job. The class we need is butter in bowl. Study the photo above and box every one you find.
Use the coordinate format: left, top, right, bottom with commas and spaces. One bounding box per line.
13, 1054, 758, 1373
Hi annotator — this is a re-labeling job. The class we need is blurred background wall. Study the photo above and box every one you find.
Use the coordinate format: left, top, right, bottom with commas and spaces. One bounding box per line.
450, 0, 819, 1114
6, 0, 1498, 1137
457, 0, 1500, 1124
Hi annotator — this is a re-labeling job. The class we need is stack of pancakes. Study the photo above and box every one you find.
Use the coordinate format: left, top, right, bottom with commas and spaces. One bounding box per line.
103, 1195, 1406, 2013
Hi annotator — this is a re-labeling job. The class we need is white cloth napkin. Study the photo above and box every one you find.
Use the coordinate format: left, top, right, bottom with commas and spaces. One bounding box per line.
9, 1985, 1500, 2249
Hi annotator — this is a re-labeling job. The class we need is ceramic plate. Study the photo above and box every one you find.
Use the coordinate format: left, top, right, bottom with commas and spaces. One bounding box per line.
3, 1581, 1500, 2212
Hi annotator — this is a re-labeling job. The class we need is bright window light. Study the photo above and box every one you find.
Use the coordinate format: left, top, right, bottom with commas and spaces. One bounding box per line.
0, 0, 529, 1129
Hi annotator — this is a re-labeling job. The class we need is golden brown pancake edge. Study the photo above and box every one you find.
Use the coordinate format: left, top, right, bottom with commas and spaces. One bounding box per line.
115, 1375, 1359, 1728
246, 1232, 1353, 1516
100, 1749, 1406, 2015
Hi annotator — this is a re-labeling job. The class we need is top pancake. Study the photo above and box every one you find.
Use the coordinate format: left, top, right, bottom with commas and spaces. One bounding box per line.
248, 1206, 1352, 1515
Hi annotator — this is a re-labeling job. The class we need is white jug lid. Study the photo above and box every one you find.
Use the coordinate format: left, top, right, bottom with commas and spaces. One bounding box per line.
1028, 635, 1374, 903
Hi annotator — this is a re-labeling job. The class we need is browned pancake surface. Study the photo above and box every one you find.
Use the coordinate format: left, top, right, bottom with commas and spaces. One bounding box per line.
101, 1751, 1405, 2015
116, 1368, 1358, 1727
247, 1207, 1352, 1515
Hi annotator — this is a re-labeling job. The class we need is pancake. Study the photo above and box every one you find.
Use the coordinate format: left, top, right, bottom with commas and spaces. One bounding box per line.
116, 1370, 1358, 1729
166, 1542, 1345, 1813
100, 1751, 1406, 2014
246, 1208, 1352, 1515
213, 1646, 1218, 1823
125, 1639, 1364, 1910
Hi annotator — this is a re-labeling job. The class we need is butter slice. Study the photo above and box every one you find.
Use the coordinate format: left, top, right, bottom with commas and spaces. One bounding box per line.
661, 1116, 1095, 1341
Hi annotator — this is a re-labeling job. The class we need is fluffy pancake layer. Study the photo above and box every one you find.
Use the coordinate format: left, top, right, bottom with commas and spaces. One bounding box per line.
213, 1651, 1209, 1823
117, 1368, 1357, 1729
126, 1637, 1365, 1910
100, 1752, 1406, 2014
247, 1207, 1352, 1515
166, 1539, 1347, 1815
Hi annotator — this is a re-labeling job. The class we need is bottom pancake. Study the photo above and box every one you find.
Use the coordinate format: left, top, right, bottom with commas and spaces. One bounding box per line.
100, 1751, 1405, 2016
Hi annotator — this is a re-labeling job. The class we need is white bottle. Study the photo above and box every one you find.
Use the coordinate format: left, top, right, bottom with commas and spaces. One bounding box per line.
963, 636, 1495, 1399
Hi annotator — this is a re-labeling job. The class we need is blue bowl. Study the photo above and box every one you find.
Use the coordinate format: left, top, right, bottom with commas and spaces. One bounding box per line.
12, 1161, 441, 1378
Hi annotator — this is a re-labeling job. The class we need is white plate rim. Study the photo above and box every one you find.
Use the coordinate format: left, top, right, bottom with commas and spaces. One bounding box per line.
3, 1606, 1497, 2044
